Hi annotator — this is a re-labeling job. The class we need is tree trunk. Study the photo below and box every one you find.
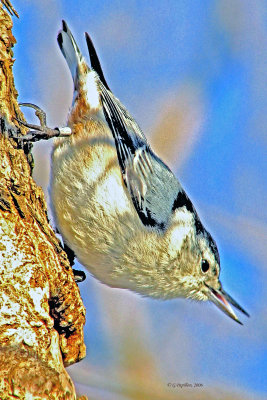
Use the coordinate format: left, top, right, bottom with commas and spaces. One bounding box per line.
0, 3, 87, 398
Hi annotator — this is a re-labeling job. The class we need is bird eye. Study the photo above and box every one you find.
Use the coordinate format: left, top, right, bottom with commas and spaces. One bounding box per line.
201, 259, 210, 273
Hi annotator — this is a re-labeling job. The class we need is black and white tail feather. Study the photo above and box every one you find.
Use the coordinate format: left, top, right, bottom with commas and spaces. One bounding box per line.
57, 20, 84, 83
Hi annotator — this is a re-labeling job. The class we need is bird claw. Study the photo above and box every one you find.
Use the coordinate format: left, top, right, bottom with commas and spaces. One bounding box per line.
20, 103, 47, 127
73, 269, 86, 283
14, 103, 72, 142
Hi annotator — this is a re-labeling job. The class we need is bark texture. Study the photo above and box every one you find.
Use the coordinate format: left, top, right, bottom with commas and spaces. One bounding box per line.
0, 3, 86, 399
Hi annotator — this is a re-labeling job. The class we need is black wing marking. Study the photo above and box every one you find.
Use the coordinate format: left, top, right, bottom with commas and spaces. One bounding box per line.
100, 83, 180, 230
85, 32, 111, 91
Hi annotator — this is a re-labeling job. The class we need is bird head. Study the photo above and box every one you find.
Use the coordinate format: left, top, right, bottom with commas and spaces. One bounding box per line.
174, 225, 249, 324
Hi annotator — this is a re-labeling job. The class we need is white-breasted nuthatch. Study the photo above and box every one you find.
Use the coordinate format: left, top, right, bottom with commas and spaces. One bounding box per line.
38, 21, 249, 324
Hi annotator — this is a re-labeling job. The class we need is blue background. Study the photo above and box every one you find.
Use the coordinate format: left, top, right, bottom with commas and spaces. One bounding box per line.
11, 1, 267, 399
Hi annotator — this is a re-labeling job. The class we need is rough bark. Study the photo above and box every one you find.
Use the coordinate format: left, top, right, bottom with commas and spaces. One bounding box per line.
0, 3, 87, 399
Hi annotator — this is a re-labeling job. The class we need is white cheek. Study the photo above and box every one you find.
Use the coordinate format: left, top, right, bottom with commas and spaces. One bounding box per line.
167, 208, 194, 258
168, 224, 192, 258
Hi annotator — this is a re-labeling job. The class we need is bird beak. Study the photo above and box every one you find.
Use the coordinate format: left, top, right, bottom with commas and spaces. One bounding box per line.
205, 283, 249, 325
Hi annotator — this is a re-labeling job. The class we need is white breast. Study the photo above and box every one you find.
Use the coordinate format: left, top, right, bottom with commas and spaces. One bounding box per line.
49, 131, 142, 286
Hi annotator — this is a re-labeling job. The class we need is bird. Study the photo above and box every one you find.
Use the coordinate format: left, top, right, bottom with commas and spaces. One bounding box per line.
46, 20, 249, 324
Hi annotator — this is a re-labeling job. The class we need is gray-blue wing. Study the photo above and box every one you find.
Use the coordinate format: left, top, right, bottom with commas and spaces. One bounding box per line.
100, 83, 181, 231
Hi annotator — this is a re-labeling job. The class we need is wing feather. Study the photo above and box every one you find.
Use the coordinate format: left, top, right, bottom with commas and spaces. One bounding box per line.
100, 83, 180, 230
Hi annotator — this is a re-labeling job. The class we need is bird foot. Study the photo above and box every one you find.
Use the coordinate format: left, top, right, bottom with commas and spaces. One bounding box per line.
14, 103, 71, 142
61, 241, 86, 283
73, 269, 86, 283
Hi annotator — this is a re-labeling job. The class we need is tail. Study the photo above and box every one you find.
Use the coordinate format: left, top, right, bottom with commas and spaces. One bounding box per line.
57, 20, 83, 82
57, 21, 108, 113
85, 32, 110, 91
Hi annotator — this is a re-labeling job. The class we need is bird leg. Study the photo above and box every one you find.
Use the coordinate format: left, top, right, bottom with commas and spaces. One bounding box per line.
61, 241, 86, 283
14, 103, 71, 142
